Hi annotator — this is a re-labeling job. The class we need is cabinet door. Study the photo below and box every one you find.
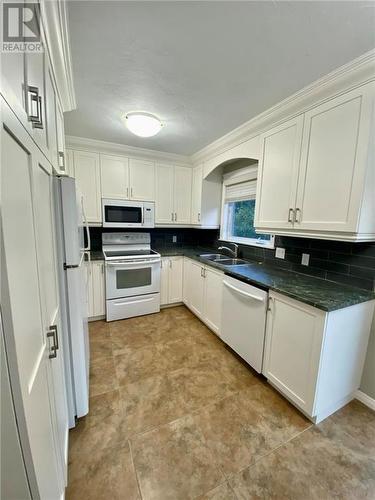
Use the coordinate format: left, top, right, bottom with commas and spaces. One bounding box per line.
174, 166, 192, 224
25, 32, 48, 151
295, 85, 373, 233
92, 262, 105, 316
160, 258, 170, 306
85, 262, 94, 318
263, 292, 325, 415
168, 257, 183, 303
191, 165, 202, 224
155, 164, 174, 224
55, 100, 66, 174
129, 159, 155, 201
187, 260, 205, 317
1, 36, 26, 116
203, 267, 223, 335
182, 258, 190, 306
2, 108, 64, 499
74, 151, 101, 223
45, 66, 58, 170
32, 150, 68, 483
65, 149, 74, 177
100, 155, 129, 199
255, 116, 303, 230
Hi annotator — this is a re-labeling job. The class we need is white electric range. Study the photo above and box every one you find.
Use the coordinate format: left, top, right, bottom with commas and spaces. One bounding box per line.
103, 232, 161, 321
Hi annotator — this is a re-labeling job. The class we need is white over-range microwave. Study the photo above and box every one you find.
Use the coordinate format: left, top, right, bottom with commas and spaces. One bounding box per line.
102, 199, 155, 228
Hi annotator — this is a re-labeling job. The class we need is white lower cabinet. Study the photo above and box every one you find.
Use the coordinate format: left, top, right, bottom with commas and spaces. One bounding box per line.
183, 258, 223, 334
160, 257, 183, 305
86, 261, 105, 319
263, 291, 375, 422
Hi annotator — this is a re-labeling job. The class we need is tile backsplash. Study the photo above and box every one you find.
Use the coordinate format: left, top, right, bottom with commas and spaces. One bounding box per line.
89, 227, 375, 291
233, 235, 375, 291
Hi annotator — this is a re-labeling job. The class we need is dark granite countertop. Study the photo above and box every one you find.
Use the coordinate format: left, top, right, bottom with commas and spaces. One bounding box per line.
156, 246, 375, 312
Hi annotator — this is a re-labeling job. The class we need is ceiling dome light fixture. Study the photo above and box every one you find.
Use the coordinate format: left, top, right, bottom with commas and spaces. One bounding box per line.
124, 111, 163, 137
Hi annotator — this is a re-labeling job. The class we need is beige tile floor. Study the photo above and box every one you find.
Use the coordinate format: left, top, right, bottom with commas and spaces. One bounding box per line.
67, 306, 375, 500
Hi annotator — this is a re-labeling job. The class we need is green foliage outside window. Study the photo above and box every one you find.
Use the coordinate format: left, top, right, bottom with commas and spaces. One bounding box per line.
229, 199, 270, 241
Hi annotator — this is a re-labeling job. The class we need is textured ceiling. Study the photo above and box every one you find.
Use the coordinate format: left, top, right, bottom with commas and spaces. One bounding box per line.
65, 1, 375, 156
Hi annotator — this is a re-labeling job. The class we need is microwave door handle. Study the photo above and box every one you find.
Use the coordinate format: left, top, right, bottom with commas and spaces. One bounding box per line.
81, 197, 91, 251
141, 206, 145, 225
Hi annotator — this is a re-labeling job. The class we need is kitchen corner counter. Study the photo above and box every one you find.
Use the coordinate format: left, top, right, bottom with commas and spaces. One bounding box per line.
157, 246, 375, 312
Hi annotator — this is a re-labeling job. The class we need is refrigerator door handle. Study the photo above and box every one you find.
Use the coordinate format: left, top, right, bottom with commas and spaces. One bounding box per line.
81, 197, 91, 252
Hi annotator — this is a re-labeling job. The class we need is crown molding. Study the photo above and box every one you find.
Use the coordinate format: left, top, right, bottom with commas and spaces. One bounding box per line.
66, 135, 192, 166
192, 49, 375, 166
41, 0, 76, 111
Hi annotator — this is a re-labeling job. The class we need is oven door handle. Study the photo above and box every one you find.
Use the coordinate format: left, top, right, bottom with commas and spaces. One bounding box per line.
106, 259, 160, 266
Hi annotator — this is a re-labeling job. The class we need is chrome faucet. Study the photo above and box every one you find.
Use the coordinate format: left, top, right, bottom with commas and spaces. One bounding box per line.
218, 243, 239, 258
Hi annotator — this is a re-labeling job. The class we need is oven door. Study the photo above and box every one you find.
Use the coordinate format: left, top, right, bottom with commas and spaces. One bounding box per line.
105, 259, 161, 299
102, 199, 144, 228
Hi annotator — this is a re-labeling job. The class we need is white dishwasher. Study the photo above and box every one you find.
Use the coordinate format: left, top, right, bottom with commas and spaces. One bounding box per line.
221, 275, 268, 373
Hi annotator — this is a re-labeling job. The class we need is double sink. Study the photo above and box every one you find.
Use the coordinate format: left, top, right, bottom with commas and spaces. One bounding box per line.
199, 253, 248, 267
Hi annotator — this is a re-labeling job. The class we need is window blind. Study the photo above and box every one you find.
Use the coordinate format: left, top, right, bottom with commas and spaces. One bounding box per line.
224, 179, 257, 202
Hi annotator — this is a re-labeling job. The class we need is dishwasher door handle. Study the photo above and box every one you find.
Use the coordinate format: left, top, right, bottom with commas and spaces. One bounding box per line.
223, 280, 265, 302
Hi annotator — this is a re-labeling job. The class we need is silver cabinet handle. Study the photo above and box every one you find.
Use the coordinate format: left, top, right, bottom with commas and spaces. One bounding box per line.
200, 267, 204, 277
175, 212, 177, 222
288, 208, 294, 223
198, 212, 201, 222
58, 151, 65, 171
27, 86, 43, 129
47, 325, 59, 359
295, 208, 301, 223
126, 187, 129, 198
169, 259, 172, 268
131, 187, 133, 198
171, 212, 174, 222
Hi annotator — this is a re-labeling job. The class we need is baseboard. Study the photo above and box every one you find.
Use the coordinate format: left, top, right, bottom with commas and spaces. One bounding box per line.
356, 390, 375, 411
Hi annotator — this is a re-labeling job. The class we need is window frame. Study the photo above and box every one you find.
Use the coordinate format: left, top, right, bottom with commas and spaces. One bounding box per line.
220, 166, 275, 249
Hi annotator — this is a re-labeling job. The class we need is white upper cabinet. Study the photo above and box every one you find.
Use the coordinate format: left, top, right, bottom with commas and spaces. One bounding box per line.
191, 164, 222, 227
174, 166, 192, 224
191, 165, 203, 224
295, 85, 374, 233
255, 82, 375, 241
55, 100, 66, 175
155, 164, 175, 223
155, 164, 192, 224
101, 155, 129, 199
45, 66, 58, 170
129, 159, 155, 201
255, 115, 303, 230
74, 151, 102, 223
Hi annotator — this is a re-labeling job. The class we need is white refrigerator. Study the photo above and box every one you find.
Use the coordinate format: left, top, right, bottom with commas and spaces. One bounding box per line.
54, 176, 90, 428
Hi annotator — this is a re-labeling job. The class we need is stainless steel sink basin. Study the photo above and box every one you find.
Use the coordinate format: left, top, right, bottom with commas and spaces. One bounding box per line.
199, 254, 248, 266
200, 253, 228, 261
217, 258, 248, 266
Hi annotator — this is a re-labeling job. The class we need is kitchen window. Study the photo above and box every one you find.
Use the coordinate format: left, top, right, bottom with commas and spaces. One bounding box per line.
220, 169, 274, 248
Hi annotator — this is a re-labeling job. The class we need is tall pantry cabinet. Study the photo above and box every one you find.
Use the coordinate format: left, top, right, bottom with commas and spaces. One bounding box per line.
1, 2, 74, 498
